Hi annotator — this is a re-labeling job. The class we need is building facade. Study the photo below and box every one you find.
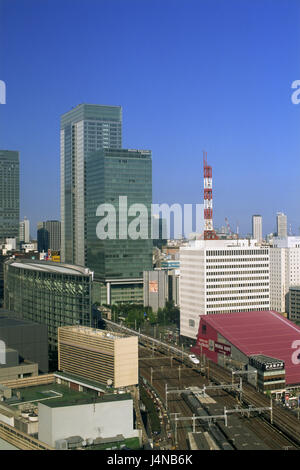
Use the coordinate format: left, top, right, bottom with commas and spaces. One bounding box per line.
180, 239, 270, 339
289, 286, 300, 322
19, 217, 30, 244
269, 237, 300, 314
60, 104, 122, 267
276, 212, 287, 238
86, 148, 152, 304
4, 260, 93, 351
252, 215, 262, 243
37, 221, 61, 252
58, 325, 138, 388
0, 151, 19, 240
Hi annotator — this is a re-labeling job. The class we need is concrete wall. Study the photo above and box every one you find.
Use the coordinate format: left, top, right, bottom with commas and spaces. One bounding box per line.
38, 399, 136, 447
114, 336, 138, 387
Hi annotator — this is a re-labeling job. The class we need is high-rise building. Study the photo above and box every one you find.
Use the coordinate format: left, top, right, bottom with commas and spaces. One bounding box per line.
86, 148, 152, 304
37, 220, 61, 251
60, 104, 122, 266
0, 150, 19, 240
61, 104, 153, 305
276, 212, 287, 238
19, 216, 30, 243
270, 236, 300, 314
252, 215, 262, 243
179, 239, 270, 339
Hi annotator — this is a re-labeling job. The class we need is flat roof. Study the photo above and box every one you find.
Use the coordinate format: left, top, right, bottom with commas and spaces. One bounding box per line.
60, 325, 129, 340
199, 311, 300, 385
7, 260, 92, 276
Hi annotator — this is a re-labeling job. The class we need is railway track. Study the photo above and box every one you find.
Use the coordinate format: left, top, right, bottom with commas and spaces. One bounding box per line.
139, 347, 300, 450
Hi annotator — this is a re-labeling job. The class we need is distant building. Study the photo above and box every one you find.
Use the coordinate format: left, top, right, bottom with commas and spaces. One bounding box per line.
270, 237, 300, 313
276, 212, 287, 238
180, 239, 270, 340
19, 217, 30, 244
252, 215, 262, 243
58, 325, 138, 388
4, 260, 93, 351
0, 150, 19, 240
37, 220, 61, 252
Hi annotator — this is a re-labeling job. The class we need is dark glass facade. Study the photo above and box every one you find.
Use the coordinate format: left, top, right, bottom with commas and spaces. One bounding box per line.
4, 260, 93, 351
0, 150, 19, 240
86, 148, 153, 281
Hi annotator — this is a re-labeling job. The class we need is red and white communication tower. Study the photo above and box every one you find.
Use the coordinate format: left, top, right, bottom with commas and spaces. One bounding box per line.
203, 151, 219, 240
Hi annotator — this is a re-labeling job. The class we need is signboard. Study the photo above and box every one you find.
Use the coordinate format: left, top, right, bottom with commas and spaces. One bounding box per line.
264, 362, 284, 371
197, 338, 209, 349
149, 281, 158, 293
214, 341, 231, 356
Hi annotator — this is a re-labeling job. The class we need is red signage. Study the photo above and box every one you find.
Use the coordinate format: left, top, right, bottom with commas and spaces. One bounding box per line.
214, 341, 231, 356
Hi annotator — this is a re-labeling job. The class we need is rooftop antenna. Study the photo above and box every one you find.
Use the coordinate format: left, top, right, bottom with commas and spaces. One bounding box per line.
203, 151, 218, 240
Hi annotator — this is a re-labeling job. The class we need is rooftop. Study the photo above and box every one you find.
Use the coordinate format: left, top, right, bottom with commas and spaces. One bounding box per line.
6, 259, 93, 276
60, 325, 128, 340
197, 310, 300, 385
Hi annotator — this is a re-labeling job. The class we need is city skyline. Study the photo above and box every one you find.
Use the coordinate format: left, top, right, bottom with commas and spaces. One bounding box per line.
0, 0, 300, 237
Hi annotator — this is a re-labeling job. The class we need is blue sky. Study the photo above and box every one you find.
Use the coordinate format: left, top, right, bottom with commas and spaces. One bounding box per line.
0, 0, 299, 237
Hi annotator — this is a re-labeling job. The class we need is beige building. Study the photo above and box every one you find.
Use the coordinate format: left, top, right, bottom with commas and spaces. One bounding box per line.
58, 326, 138, 388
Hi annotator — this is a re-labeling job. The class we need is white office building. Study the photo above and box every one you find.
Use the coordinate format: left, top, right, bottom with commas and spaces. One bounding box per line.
270, 236, 300, 314
276, 212, 287, 238
19, 217, 30, 243
252, 215, 262, 243
179, 239, 270, 339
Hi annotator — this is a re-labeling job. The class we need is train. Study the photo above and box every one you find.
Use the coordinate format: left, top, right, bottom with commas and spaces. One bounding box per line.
181, 390, 234, 450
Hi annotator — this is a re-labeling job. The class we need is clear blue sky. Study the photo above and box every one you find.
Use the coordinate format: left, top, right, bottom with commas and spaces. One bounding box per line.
0, 0, 299, 237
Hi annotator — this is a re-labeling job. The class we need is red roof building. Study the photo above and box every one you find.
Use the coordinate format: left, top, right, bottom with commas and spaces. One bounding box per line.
191, 310, 300, 385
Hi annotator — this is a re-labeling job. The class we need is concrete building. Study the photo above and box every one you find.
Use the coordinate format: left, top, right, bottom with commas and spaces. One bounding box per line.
143, 269, 180, 312
180, 239, 270, 340
0, 310, 48, 372
19, 217, 30, 244
252, 215, 262, 243
4, 260, 93, 351
0, 151, 19, 240
58, 326, 138, 388
270, 237, 300, 314
276, 212, 287, 238
0, 348, 38, 382
38, 393, 137, 448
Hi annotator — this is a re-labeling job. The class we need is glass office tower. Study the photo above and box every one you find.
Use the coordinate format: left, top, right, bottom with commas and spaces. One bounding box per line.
0, 150, 19, 240
60, 104, 122, 266
86, 148, 152, 291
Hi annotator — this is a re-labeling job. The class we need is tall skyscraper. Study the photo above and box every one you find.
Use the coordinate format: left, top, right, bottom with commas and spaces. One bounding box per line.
86, 148, 152, 304
19, 216, 30, 243
60, 104, 122, 266
252, 215, 262, 243
276, 212, 287, 238
61, 104, 153, 304
0, 150, 19, 240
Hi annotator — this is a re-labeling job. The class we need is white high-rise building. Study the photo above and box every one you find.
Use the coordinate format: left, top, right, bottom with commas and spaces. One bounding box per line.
270, 236, 300, 314
276, 212, 287, 238
252, 215, 262, 243
179, 238, 270, 339
19, 217, 30, 243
